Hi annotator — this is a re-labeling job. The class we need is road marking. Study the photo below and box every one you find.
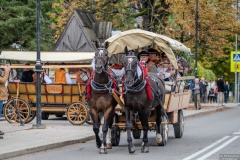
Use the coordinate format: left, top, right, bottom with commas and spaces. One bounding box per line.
233, 132, 240, 135
182, 136, 230, 160
196, 136, 239, 160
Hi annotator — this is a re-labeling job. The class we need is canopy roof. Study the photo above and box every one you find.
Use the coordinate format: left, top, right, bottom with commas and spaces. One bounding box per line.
0, 51, 95, 62
105, 29, 191, 68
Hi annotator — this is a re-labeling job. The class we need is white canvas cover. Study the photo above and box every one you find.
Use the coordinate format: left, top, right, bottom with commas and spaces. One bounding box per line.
106, 29, 191, 68
0, 51, 95, 62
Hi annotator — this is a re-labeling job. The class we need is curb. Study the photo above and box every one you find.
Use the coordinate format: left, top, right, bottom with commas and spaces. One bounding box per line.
0, 135, 95, 160
184, 106, 229, 119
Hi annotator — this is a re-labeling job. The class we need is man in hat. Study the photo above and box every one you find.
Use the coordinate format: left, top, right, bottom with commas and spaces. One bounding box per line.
148, 48, 158, 62
138, 51, 158, 73
217, 75, 225, 106
20, 63, 35, 82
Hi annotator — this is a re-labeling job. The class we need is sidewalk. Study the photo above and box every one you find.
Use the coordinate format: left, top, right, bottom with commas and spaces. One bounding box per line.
0, 103, 238, 159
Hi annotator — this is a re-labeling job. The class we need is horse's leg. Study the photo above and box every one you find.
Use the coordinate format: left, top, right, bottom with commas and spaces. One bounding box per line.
90, 109, 101, 149
125, 107, 135, 153
155, 105, 162, 144
100, 107, 114, 154
106, 108, 115, 149
139, 109, 150, 153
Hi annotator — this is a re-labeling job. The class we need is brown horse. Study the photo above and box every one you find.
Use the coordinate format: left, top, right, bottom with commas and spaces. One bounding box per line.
86, 42, 118, 154
123, 46, 166, 153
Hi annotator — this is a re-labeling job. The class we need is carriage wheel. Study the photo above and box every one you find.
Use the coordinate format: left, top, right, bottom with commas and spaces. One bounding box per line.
158, 115, 169, 146
3, 98, 30, 124
173, 110, 184, 138
132, 130, 141, 139
67, 102, 88, 125
25, 110, 36, 123
111, 114, 120, 146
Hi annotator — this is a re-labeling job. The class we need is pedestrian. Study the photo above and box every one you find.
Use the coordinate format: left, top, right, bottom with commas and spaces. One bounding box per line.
200, 77, 208, 103
217, 76, 225, 106
192, 78, 203, 110
188, 80, 194, 102
0, 65, 10, 138
208, 80, 216, 103
224, 81, 230, 103
214, 84, 218, 103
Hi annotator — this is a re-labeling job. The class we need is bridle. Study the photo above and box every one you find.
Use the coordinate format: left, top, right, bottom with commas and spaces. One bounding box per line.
95, 48, 109, 73
124, 55, 142, 84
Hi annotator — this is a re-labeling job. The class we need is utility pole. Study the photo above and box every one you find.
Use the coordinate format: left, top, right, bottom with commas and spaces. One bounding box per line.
32, 0, 45, 129
195, 0, 199, 78
235, 0, 239, 103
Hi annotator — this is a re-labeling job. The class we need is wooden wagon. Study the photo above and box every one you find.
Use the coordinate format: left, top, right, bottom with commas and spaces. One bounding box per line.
106, 29, 194, 146
0, 51, 94, 125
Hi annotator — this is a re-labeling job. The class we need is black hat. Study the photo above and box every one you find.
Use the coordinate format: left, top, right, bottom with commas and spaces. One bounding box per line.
148, 48, 158, 54
161, 52, 168, 58
138, 51, 149, 56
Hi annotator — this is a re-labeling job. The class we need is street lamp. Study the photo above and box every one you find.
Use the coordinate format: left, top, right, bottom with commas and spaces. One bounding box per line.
32, 0, 45, 129
195, 0, 199, 78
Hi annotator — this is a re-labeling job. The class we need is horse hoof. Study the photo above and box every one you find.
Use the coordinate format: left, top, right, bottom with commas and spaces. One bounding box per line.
99, 147, 107, 154
141, 146, 149, 153
128, 146, 135, 154
156, 133, 162, 144
107, 143, 112, 149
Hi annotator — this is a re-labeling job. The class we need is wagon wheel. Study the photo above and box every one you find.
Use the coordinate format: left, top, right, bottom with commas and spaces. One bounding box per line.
67, 102, 88, 125
25, 110, 36, 123
173, 109, 184, 138
158, 115, 169, 146
3, 98, 30, 124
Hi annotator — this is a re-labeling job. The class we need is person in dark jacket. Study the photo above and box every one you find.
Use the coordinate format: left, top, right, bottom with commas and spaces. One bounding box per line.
216, 76, 225, 106
224, 81, 230, 103
192, 78, 204, 110
20, 63, 34, 82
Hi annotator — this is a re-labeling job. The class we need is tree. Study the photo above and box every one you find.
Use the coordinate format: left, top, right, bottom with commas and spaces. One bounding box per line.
0, 0, 55, 51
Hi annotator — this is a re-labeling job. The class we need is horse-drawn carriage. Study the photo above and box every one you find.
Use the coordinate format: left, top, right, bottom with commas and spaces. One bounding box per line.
104, 29, 194, 151
0, 51, 94, 125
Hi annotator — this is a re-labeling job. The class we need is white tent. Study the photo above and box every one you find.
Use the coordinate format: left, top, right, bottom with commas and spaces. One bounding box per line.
0, 51, 95, 62
105, 29, 191, 68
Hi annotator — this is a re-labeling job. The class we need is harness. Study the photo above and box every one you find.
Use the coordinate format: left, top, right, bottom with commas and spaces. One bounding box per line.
122, 58, 153, 100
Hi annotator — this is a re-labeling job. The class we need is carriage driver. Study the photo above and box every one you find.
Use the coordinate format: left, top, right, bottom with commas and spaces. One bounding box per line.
138, 51, 158, 73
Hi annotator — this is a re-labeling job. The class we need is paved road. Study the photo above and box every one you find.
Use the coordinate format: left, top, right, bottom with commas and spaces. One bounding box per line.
5, 107, 240, 160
